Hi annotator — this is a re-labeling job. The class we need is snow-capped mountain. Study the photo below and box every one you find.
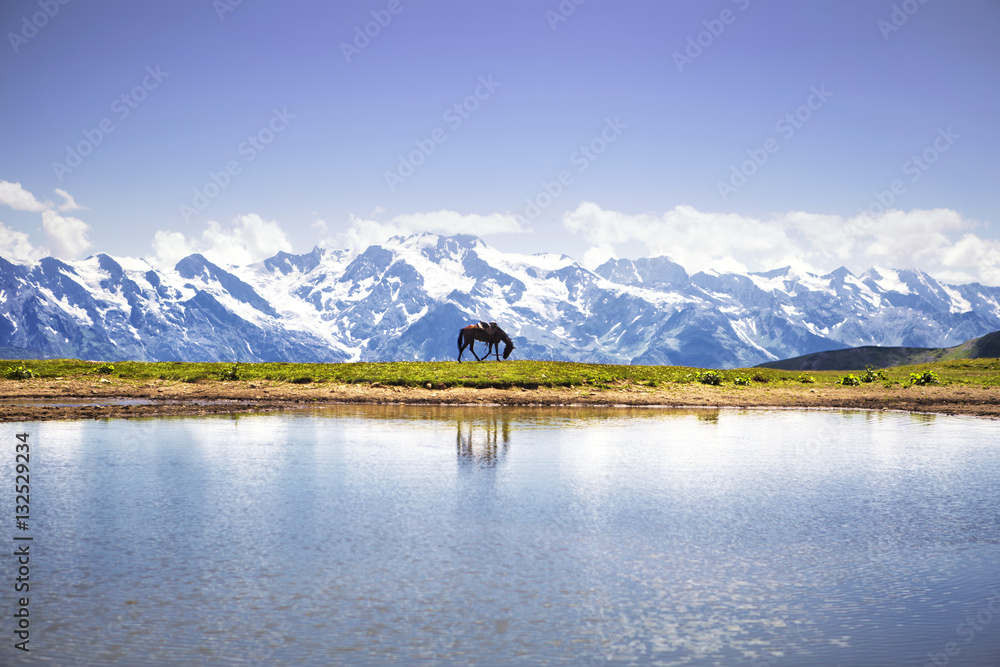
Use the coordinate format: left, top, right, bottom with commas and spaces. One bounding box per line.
2, 233, 999, 368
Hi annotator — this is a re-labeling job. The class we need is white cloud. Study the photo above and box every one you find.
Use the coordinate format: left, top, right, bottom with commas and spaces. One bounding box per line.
582, 243, 616, 270
0, 181, 48, 212
936, 233, 1000, 285
394, 210, 524, 235
42, 210, 92, 258
150, 230, 193, 268
311, 217, 328, 235
324, 209, 526, 253
0, 222, 44, 262
151, 214, 293, 268
0, 181, 93, 260
562, 202, 1000, 284
563, 202, 793, 273
54, 188, 84, 212
333, 214, 407, 253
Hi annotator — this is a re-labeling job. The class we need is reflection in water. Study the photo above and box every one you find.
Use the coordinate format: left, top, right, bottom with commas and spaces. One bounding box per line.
697, 409, 721, 424
456, 414, 510, 470
297, 402, 733, 427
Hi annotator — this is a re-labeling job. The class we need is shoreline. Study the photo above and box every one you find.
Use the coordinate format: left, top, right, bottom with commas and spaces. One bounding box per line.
2, 378, 998, 422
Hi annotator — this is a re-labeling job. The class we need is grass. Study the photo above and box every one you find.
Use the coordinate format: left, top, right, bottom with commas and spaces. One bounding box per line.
4, 357, 1000, 390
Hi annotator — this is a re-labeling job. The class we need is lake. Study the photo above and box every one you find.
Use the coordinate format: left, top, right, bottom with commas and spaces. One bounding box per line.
3, 406, 999, 666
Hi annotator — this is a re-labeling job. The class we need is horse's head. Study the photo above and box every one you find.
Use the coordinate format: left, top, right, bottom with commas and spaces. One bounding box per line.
502, 337, 515, 360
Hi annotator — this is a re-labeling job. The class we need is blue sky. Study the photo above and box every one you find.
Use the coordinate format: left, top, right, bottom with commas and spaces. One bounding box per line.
1, 0, 998, 283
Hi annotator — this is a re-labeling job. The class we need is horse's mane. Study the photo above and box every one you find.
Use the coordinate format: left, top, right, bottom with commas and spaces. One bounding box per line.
493, 326, 512, 345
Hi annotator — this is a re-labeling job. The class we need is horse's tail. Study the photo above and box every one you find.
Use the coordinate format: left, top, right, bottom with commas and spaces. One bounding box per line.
457, 328, 464, 348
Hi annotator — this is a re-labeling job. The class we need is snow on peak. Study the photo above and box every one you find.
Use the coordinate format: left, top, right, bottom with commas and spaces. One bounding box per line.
863, 266, 910, 294
0, 234, 995, 366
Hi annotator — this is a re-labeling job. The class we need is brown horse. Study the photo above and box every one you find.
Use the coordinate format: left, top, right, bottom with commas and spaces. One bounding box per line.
457, 322, 515, 362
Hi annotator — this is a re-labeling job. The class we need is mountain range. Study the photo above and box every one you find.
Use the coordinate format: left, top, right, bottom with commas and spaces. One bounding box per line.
1, 233, 999, 368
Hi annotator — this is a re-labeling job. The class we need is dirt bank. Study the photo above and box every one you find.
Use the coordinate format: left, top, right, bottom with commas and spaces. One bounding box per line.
1, 377, 998, 422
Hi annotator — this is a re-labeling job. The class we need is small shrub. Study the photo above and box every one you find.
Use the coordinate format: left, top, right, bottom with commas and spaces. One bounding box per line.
5, 365, 38, 380
909, 370, 939, 386
219, 363, 242, 381
797, 374, 815, 384
290, 376, 313, 384
696, 371, 722, 386
95, 363, 115, 375
859, 364, 887, 383
733, 376, 751, 386
751, 372, 770, 383
838, 374, 861, 386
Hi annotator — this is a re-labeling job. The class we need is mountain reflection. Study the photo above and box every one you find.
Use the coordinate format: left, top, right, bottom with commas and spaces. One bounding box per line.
456, 415, 510, 470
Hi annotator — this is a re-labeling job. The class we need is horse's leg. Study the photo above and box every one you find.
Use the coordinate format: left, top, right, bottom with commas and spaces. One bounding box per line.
457, 331, 467, 362
471, 339, 483, 361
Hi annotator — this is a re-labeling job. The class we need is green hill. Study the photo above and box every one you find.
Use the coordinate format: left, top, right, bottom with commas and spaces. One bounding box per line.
756, 330, 1000, 371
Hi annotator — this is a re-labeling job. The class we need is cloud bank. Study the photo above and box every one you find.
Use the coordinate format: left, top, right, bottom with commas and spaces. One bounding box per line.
151, 209, 524, 269
0, 180, 995, 288
562, 202, 1000, 285
154, 204, 1000, 286
323, 209, 526, 255
152, 214, 293, 268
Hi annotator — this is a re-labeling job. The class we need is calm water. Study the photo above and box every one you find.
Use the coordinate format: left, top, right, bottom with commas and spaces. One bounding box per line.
2, 407, 999, 666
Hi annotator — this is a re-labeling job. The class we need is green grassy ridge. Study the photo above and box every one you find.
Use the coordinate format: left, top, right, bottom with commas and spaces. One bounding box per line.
5, 358, 1000, 389
757, 330, 1000, 371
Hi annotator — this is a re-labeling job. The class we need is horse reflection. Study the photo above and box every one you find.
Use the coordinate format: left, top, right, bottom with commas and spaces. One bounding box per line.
456, 416, 510, 470
697, 409, 721, 424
